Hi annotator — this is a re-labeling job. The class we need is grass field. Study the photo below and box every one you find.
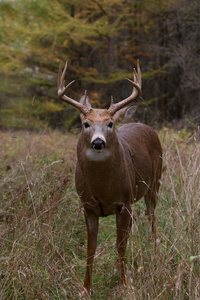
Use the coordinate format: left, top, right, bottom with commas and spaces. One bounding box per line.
0, 128, 200, 299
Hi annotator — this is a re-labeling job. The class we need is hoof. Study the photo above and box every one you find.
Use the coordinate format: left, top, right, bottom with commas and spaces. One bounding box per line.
79, 287, 91, 299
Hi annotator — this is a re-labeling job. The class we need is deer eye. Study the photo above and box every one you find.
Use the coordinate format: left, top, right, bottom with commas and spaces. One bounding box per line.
108, 122, 113, 128
84, 122, 90, 129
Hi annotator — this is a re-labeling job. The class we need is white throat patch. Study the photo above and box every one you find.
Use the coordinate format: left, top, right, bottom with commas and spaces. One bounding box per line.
86, 148, 110, 161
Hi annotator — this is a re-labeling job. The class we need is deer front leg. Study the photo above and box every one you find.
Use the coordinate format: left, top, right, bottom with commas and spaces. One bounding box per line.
81, 208, 99, 298
116, 205, 132, 286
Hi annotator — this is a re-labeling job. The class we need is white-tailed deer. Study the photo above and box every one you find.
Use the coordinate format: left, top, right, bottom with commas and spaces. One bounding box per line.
57, 61, 162, 297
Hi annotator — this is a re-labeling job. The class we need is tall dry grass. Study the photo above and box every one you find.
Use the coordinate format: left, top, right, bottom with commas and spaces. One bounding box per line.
0, 128, 199, 299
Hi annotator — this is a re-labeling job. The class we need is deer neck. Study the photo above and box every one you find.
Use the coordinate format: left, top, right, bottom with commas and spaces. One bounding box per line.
77, 134, 123, 175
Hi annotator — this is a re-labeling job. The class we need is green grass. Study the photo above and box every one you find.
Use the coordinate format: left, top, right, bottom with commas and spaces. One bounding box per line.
0, 128, 200, 299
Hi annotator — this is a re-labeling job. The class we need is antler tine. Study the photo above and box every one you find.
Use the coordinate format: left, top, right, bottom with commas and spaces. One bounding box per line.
111, 95, 114, 106
83, 90, 87, 106
133, 68, 138, 83
57, 61, 89, 115
136, 59, 142, 87
108, 60, 141, 116
58, 61, 75, 98
61, 61, 68, 84
58, 62, 63, 89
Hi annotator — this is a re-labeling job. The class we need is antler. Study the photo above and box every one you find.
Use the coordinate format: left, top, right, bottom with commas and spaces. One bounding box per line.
57, 61, 90, 115
108, 60, 141, 116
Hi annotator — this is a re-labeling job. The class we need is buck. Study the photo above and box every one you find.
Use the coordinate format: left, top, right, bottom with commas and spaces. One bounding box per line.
57, 61, 162, 297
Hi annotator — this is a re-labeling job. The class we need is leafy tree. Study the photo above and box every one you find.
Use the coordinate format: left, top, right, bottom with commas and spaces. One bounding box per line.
0, 0, 199, 129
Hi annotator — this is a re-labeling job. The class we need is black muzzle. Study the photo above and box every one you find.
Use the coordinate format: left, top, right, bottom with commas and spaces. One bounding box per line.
91, 138, 106, 150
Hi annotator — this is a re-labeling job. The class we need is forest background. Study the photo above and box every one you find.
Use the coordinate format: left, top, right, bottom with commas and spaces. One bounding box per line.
0, 0, 199, 131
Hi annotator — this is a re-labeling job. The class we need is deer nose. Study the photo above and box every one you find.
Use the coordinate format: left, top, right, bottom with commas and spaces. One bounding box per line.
91, 138, 106, 150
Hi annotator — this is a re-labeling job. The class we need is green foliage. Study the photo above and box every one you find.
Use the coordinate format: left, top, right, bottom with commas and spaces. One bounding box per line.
0, 0, 199, 129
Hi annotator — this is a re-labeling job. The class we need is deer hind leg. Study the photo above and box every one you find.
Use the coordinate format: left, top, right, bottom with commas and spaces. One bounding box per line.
144, 180, 160, 247
145, 191, 157, 239
116, 206, 132, 286
81, 209, 99, 298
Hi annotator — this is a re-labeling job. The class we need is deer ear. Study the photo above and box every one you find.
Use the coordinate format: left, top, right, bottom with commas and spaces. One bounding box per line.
79, 95, 92, 121
112, 105, 137, 124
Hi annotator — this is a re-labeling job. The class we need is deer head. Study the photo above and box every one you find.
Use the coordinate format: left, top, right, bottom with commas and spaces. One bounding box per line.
57, 61, 141, 161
